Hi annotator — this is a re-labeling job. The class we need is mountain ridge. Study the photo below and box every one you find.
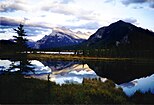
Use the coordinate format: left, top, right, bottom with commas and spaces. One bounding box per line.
81, 20, 154, 50
34, 28, 86, 49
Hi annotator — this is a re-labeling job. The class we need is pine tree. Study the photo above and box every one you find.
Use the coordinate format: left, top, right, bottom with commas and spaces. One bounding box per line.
13, 24, 28, 52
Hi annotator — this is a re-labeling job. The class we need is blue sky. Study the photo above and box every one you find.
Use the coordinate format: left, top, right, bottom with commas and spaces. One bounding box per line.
0, 0, 154, 41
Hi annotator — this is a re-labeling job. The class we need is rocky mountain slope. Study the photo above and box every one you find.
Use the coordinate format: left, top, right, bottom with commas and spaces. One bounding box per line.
34, 27, 88, 49
82, 20, 154, 50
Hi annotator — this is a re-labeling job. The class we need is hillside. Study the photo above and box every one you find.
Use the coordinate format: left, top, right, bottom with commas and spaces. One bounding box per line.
81, 20, 154, 50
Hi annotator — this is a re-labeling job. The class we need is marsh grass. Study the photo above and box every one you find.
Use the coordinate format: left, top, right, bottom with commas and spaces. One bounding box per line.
27, 53, 132, 61
1, 74, 153, 104
0, 74, 127, 104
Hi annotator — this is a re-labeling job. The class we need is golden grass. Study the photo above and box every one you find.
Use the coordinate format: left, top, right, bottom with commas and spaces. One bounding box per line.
27, 53, 132, 61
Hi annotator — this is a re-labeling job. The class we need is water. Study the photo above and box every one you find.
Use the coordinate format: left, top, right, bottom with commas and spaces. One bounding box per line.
120, 74, 154, 96
0, 59, 154, 96
24, 51, 76, 55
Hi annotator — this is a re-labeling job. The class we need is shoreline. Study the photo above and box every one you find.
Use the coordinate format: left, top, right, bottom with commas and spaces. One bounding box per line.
27, 53, 132, 61
1, 53, 154, 62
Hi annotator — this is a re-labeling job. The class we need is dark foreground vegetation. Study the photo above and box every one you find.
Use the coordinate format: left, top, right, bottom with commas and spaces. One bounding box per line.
0, 74, 154, 104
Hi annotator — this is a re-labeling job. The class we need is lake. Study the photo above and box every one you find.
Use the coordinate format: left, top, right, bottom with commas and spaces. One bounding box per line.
0, 59, 154, 96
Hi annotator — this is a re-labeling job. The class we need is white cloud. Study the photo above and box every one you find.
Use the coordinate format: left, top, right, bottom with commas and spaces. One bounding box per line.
0, 0, 29, 12
0, 0, 154, 40
123, 18, 138, 24
66, 21, 101, 30
41, 1, 99, 21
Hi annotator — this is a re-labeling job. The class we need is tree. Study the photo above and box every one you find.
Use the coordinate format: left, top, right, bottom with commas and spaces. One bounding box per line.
7, 58, 35, 74
13, 24, 28, 52
7, 24, 35, 74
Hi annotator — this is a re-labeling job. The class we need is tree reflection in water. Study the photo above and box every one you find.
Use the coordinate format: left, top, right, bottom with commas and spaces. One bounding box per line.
7, 54, 35, 74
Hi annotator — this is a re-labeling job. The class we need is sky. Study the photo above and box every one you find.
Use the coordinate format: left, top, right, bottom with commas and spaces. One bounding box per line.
0, 0, 154, 41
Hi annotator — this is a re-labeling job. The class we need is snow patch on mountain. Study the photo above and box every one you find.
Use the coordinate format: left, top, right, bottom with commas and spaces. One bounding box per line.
34, 27, 87, 49
52, 27, 92, 39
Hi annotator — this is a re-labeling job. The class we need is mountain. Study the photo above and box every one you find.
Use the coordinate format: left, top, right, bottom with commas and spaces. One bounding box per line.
27, 39, 36, 48
52, 27, 91, 39
82, 20, 154, 50
86, 60, 154, 84
34, 27, 87, 49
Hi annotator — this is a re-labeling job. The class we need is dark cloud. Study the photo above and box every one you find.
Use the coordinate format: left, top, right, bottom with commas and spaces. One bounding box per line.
150, 3, 154, 8
0, 30, 6, 33
0, 17, 52, 39
0, 17, 52, 29
0, 17, 19, 26
121, 0, 154, 9
67, 22, 101, 30
121, 0, 147, 5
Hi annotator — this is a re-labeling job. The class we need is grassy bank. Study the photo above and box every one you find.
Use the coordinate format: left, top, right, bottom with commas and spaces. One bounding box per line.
27, 53, 132, 61
1, 52, 154, 62
0, 74, 154, 104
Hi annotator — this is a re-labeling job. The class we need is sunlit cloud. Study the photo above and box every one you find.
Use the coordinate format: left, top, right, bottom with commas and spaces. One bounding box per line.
0, 0, 29, 12
0, 0, 154, 41
41, 1, 99, 21
66, 21, 101, 30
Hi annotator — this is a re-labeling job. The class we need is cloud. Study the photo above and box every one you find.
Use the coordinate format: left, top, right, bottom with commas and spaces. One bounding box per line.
104, 0, 113, 3
0, 0, 26, 12
150, 2, 154, 8
0, 17, 20, 26
113, 17, 138, 25
104, 0, 116, 4
121, 0, 154, 9
0, 30, 6, 33
24, 26, 52, 36
0, 17, 52, 41
66, 21, 101, 30
59, 0, 74, 4
0, 16, 53, 29
123, 18, 138, 24
0, 25, 51, 41
40, 15, 46, 17
121, 0, 147, 5
41, 1, 99, 21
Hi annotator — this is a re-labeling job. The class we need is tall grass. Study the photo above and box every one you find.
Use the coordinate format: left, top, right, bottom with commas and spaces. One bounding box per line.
0, 74, 154, 104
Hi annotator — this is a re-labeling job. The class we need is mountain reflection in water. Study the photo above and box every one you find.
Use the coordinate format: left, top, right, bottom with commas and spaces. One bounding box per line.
31, 61, 101, 84
0, 59, 154, 96
86, 61, 154, 84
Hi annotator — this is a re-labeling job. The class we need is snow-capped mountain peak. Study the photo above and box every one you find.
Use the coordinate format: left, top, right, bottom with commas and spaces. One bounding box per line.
34, 27, 86, 49
52, 27, 91, 39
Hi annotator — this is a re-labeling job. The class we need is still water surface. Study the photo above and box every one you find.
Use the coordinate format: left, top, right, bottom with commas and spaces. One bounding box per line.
0, 59, 154, 96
